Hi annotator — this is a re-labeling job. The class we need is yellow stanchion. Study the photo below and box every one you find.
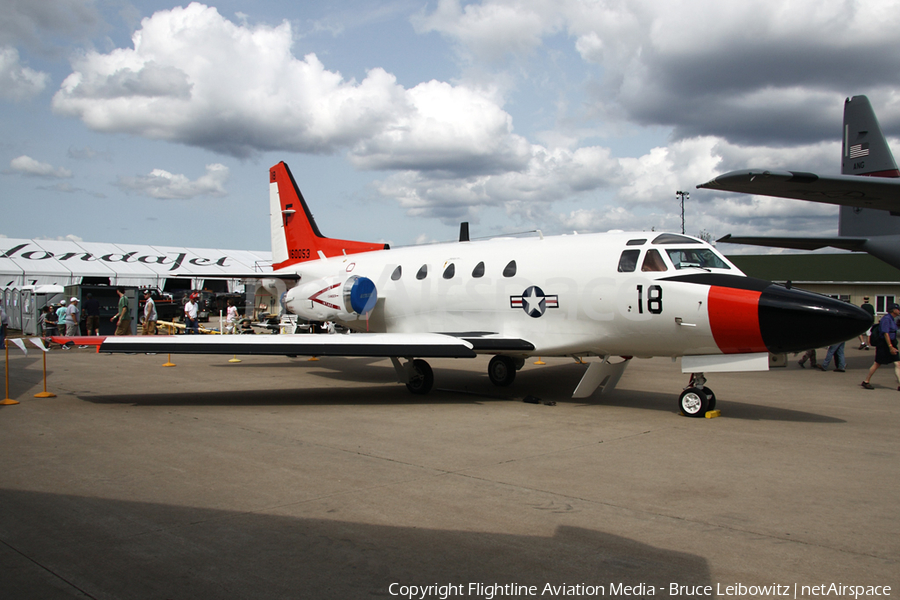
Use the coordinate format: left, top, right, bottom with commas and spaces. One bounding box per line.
2, 341, 20, 405
308, 356, 319, 361
34, 349, 56, 398
162, 353, 176, 367
228, 355, 241, 363
534, 357, 546, 365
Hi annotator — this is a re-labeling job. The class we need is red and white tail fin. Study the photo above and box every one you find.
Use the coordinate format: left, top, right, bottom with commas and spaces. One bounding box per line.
269, 162, 388, 270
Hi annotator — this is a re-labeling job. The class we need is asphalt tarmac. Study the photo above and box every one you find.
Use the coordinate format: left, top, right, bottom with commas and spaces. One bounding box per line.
0, 342, 897, 599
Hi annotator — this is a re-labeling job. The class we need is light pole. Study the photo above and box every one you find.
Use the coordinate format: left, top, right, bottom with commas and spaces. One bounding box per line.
675, 190, 689, 234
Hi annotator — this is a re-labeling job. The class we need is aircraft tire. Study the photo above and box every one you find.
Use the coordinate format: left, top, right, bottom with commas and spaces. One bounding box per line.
703, 387, 716, 411
405, 359, 434, 395
679, 387, 709, 417
488, 355, 517, 386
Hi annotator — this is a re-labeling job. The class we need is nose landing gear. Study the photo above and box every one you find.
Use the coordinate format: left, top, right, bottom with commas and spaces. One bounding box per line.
679, 373, 716, 417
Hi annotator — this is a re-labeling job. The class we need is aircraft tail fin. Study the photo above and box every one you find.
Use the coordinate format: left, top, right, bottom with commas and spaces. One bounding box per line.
841, 95, 899, 177
269, 162, 388, 270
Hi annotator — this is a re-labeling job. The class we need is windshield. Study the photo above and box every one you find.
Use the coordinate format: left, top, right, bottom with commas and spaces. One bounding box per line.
665, 248, 730, 270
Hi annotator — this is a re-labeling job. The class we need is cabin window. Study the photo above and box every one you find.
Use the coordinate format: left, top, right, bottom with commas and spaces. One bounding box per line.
665, 248, 730, 270
503, 260, 517, 277
443, 264, 456, 279
641, 249, 668, 272
416, 265, 428, 280
391, 266, 402, 281
472, 261, 485, 278
617, 250, 640, 273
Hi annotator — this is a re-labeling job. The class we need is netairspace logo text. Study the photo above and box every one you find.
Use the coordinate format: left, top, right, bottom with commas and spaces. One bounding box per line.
387, 582, 892, 600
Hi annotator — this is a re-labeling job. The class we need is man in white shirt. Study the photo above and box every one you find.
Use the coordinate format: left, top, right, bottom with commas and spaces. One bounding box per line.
184, 294, 199, 334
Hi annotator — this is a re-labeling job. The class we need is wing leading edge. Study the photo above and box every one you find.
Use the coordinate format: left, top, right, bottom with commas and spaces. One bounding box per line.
99, 333, 536, 358
101, 333, 477, 358
716, 234, 869, 252
697, 170, 900, 214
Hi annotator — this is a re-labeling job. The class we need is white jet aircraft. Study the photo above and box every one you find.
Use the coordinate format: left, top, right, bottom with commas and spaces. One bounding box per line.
99, 162, 871, 416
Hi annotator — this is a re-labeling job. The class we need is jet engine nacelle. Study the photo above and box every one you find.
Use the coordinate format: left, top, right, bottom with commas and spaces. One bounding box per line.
284, 275, 378, 322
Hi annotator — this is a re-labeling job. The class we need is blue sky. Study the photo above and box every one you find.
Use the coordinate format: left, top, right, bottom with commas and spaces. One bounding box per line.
3, 0, 899, 254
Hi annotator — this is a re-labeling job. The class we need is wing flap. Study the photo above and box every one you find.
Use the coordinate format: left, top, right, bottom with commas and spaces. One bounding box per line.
100, 333, 477, 358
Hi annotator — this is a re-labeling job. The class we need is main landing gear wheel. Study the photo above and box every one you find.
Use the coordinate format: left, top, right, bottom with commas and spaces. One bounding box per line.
488, 355, 517, 386
679, 387, 709, 417
405, 359, 434, 395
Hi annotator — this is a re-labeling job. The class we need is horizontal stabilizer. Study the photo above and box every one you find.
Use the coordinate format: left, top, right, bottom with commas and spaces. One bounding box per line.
100, 333, 477, 358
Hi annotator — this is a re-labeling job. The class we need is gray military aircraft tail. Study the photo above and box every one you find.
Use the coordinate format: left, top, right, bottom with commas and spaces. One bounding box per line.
698, 95, 900, 268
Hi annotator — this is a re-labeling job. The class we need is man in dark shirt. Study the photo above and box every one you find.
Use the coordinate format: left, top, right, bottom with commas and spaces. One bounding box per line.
83, 293, 101, 335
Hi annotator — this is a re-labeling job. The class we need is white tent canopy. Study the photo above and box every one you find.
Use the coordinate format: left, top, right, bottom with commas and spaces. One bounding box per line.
1, 238, 272, 289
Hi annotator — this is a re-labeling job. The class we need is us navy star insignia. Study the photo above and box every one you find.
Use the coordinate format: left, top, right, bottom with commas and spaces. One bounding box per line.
510, 286, 559, 318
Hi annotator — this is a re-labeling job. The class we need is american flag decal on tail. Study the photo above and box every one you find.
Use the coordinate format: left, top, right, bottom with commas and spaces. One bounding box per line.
849, 143, 870, 159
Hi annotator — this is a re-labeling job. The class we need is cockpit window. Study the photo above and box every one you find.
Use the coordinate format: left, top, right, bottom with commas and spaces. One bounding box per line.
665, 248, 730, 270
641, 249, 668, 272
652, 233, 701, 245
626, 238, 647, 246
617, 249, 640, 273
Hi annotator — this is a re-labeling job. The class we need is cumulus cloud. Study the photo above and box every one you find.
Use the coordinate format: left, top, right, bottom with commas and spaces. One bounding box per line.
418, 0, 900, 145
51, 2, 526, 172
0, 46, 49, 101
9, 155, 72, 178
114, 163, 229, 199
42, 0, 893, 243
413, 0, 562, 62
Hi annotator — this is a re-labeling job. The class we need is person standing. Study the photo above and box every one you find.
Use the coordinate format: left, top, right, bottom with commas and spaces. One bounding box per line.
111, 288, 132, 335
184, 293, 199, 334
83, 293, 101, 335
65, 297, 80, 336
817, 341, 846, 372
859, 297, 875, 349
56, 300, 68, 331
0, 305, 8, 350
43, 306, 59, 337
225, 299, 238, 334
862, 303, 900, 389
142, 290, 157, 335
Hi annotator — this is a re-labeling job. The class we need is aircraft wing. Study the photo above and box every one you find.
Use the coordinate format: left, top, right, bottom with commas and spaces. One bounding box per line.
697, 170, 900, 213
100, 333, 478, 358
716, 234, 869, 252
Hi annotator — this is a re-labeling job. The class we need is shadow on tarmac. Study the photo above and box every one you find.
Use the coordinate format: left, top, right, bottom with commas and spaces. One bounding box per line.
68, 357, 846, 423
0, 488, 711, 600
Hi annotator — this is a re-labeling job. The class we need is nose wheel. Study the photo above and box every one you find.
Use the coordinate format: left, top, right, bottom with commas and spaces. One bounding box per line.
680, 373, 716, 417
